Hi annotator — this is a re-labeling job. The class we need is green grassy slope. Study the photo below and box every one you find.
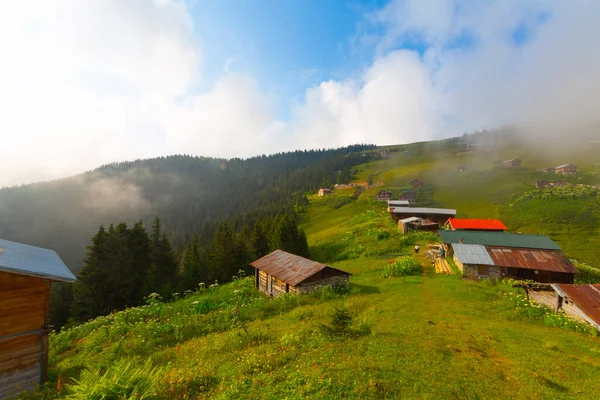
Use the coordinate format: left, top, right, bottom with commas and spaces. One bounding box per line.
351, 139, 600, 265
26, 194, 600, 399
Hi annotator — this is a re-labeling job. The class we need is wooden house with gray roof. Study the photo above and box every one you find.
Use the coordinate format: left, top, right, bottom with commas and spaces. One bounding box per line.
0, 239, 75, 399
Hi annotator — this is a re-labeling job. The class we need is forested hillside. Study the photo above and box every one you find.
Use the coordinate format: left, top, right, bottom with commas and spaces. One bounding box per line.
0, 145, 374, 271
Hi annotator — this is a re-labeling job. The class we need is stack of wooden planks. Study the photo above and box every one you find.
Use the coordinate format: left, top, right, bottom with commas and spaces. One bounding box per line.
434, 258, 453, 274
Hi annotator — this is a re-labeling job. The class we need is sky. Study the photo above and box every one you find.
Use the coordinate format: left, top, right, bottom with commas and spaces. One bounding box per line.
0, 0, 599, 186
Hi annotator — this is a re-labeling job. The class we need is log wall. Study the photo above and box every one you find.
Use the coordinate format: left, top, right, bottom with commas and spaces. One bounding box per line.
0, 271, 50, 399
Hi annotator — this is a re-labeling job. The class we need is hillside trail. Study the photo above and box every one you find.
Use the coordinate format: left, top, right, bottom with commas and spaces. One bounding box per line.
410, 249, 464, 327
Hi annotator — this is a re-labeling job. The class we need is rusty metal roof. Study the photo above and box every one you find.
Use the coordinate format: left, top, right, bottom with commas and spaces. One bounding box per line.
486, 246, 578, 274
250, 250, 351, 286
551, 284, 600, 330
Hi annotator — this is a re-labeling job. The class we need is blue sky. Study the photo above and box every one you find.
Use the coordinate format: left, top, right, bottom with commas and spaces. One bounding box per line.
190, 0, 388, 117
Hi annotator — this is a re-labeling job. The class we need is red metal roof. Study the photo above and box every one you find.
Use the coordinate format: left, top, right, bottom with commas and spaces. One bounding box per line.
250, 250, 351, 286
553, 284, 600, 329
447, 218, 508, 231
486, 247, 578, 274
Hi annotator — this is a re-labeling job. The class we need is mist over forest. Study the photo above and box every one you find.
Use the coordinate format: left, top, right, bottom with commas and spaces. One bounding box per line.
0, 145, 374, 271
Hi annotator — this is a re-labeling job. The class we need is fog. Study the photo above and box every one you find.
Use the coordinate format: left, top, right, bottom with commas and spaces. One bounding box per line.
0, 1, 599, 186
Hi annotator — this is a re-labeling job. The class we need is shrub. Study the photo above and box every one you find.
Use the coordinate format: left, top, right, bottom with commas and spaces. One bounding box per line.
66, 360, 163, 399
383, 257, 423, 277
319, 303, 372, 340
319, 303, 353, 339
573, 261, 600, 284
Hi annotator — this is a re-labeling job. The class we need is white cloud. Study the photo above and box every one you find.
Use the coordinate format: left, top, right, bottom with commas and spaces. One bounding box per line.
0, 0, 200, 186
0, 0, 599, 186
290, 50, 440, 149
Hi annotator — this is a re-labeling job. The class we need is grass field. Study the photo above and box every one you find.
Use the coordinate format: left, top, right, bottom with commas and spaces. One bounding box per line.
347, 141, 600, 265
25, 192, 600, 400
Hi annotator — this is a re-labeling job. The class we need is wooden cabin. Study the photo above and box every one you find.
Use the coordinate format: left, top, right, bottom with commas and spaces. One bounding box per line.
399, 191, 417, 204
317, 188, 332, 197
410, 178, 424, 189
555, 164, 578, 175
374, 190, 392, 201
251, 250, 351, 297
0, 239, 75, 399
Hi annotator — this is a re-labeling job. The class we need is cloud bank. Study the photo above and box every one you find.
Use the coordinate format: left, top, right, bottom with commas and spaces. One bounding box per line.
0, 0, 599, 185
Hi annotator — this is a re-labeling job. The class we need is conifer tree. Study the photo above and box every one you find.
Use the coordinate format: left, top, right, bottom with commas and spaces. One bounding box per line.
70, 225, 110, 322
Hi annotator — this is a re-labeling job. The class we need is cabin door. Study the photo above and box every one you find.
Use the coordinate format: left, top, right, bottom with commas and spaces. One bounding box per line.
267, 274, 272, 295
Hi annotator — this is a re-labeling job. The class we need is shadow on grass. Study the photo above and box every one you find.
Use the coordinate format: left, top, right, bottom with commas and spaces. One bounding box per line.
536, 376, 569, 393
350, 283, 381, 294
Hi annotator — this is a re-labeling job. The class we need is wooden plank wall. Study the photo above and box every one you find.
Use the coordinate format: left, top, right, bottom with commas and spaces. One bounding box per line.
0, 271, 50, 398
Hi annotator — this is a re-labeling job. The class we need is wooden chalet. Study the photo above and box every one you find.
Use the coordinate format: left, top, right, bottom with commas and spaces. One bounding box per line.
446, 218, 507, 232
251, 250, 351, 297
0, 239, 75, 399
317, 188, 332, 197
555, 164, 578, 175
539, 167, 555, 174
502, 159, 521, 167
410, 178, 424, 189
439, 231, 577, 283
399, 191, 417, 204
390, 207, 456, 224
374, 190, 392, 201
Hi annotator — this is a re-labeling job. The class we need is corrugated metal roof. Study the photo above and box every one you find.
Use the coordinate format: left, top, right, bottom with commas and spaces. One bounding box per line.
391, 207, 457, 216
439, 230, 561, 250
552, 284, 600, 330
447, 218, 508, 231
555, 164, 577, 169
399, 217, 421, 224
388, 200, 410, 206
486, 247, 578, 273
0, 239, 76, 282
452, 244, 495, 265
250, 250, 351, 286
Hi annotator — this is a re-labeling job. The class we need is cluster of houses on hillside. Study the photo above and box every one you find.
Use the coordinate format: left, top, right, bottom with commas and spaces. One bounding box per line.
382, 199, 600, 331
539, 164, 579, 175
492, 160, 579, 176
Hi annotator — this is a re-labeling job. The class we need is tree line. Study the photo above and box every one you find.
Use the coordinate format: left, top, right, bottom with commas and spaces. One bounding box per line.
0, 144, 375, 272
51, 214, 308, 330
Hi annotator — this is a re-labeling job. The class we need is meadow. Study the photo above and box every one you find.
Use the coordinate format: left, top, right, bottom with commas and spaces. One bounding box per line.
23, 192, 600, 399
